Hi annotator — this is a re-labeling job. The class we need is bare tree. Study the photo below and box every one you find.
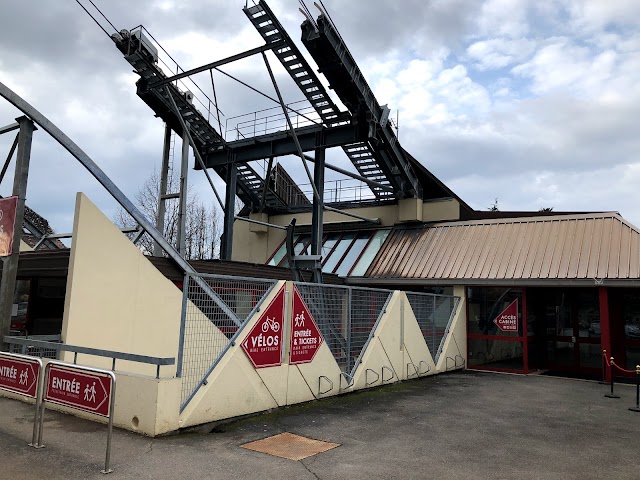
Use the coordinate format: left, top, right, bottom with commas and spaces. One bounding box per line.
114, 169, 221, 259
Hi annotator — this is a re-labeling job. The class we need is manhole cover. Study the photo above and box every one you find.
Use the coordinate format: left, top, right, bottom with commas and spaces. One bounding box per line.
241, 432, 340, 460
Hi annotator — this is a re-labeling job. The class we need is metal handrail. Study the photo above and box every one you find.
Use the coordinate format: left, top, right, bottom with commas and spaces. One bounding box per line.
3, 336, 175, 379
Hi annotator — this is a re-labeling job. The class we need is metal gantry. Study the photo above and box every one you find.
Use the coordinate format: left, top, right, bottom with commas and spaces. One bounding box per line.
108, 0, 429, 268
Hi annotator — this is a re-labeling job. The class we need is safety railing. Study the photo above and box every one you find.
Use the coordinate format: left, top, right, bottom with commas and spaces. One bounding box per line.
224, 100, 321, 141
178, 272, 278, 410
294, 282, 393, 379
3, 336, 175, 379
405, 293, 460, 365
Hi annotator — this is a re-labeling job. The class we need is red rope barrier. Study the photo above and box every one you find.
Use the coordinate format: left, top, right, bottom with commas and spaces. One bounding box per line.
603, 351, 611, 367
611, 360, 637, 375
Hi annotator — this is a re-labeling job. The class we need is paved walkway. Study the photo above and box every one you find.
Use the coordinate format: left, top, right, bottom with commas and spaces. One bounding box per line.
1, 371, 638, 479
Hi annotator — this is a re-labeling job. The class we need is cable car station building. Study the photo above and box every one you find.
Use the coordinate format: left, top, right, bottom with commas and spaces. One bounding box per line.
1, 1, 639, 436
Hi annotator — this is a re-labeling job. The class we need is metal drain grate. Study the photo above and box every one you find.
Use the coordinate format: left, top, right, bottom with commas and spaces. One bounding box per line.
240, 432, 340, 460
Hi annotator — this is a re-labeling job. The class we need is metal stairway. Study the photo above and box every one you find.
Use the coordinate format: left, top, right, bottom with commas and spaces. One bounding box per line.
111, 28, 289, 212
301, 14, 423, 199
244, 1, 396, 200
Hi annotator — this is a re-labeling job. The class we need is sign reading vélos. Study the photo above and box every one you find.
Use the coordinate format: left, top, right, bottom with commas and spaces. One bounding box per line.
241, 285, 286, 368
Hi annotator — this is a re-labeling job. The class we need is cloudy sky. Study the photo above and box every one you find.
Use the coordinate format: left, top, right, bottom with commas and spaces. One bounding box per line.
0, 0, 639, 237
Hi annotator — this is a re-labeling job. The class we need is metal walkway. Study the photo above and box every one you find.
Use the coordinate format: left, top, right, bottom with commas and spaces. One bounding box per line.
244, 1, 396, 200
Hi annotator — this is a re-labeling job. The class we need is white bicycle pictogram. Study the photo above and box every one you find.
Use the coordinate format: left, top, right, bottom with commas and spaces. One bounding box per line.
261, 316, 280, 333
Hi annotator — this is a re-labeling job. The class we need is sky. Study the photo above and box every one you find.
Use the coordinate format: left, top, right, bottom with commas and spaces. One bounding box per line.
0, 0, 639, 236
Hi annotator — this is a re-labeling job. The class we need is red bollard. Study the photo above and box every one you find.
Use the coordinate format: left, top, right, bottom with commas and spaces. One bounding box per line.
604, 357, 620, 399
630, 365, 640, 413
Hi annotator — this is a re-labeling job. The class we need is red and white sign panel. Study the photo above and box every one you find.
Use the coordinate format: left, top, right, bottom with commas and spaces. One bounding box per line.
0, 353, 40, 398
290, 286, 324, 365
0, 196, 18, 257
45, 365, 112, 417
493, 299, 519, 332
242, 285, 285, 368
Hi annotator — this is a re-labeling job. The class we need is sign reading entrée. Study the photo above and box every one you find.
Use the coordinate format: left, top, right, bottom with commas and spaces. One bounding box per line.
242, 285, 286, 368
45, 364, 113, 417
493, 299, 519, 332
290, 286, 323, 364
0, 353, 40, 398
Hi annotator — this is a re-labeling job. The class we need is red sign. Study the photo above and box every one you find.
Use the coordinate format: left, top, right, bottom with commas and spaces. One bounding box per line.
45, 365, 112, 417
493, 299, 519, 332
0, 353, 40, 398
290, 286, 323, 364
0, 196, 18, 257
242, 285, 285, 368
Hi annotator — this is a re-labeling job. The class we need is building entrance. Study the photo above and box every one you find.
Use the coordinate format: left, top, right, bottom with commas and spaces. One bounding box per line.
526, 288, 602, 376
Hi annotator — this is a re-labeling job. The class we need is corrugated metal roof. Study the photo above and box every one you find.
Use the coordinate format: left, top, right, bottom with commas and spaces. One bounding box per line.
365, 213, 640, 283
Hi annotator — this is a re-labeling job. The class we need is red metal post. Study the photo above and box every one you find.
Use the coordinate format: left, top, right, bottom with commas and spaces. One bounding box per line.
522, 288, 529, 373
599, 287, 612, 382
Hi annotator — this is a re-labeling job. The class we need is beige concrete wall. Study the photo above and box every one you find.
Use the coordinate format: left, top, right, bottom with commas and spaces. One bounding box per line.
61, 193, 182, 378
19, 240, 33, 252
400, 292, 437, 379
232, 199, 462, 264
0, 364, 181, 437
436, 285, 467, 373
422, 198, 460, 223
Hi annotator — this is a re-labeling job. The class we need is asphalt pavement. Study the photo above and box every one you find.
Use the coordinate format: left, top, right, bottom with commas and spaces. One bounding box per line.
1, 370, 638, 479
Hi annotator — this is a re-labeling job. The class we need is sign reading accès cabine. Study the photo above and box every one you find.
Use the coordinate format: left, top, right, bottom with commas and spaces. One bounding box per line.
0, 353, 40, 398
0, 196, 18, 257
241, 285, 286, 368
493, 299, 519, 332
45, 364, 113, 417
290, 286, 323, 364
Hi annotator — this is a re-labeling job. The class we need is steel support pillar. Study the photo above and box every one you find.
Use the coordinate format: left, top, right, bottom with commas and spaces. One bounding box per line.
177, 124, 189, 256
154, 124, 172, 256
220, 163, 237, 260
0, 117, 34, 350
311, 149, 325, 256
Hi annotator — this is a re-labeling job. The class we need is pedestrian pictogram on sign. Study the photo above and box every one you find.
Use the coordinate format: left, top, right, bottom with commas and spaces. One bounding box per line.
290, 286, 323, 365
242, 285, 286, 368
493, 299, 519, 332
45, 364, 113, 417
0, 353, 40, 398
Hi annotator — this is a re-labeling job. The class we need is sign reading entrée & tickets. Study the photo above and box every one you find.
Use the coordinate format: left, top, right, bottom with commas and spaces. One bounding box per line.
290, 286, 323, 364
45, 364, 113, 417
0, 353, 40, 398
241, 285, 286, 368
493, 299, 519, 332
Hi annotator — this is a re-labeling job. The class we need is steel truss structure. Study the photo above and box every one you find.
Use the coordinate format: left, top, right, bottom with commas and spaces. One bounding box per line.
108, 0, 436, 268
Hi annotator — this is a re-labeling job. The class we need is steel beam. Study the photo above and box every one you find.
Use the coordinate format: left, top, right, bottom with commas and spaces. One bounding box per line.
0, 117, 34, 350
0, 81, 243, 327
324, 205, 380, 224
147, 42, 284, 91
0, 122, 19, 136
0, 133, 19, 185
220, 163, 237, 260
177, 125, 189, 256
311, 149, 325, 256
154, 124, 172, 256
234, 216, 287, 231
204, 123, 362, 166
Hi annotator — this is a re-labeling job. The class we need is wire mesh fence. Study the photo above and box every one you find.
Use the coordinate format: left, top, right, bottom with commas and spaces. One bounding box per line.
294, 283, 392, 376
8, 336, 60, 360
406, 293, 460, 364
179, 273, 278, 409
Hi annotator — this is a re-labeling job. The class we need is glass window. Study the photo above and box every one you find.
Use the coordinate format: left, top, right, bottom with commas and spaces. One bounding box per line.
467, 287, 522, 337
322, 233, 356, 273
350, 230, 390, 276
468, 338, 524, 370
267, 235, 298, 266
334, 234, 371, 276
